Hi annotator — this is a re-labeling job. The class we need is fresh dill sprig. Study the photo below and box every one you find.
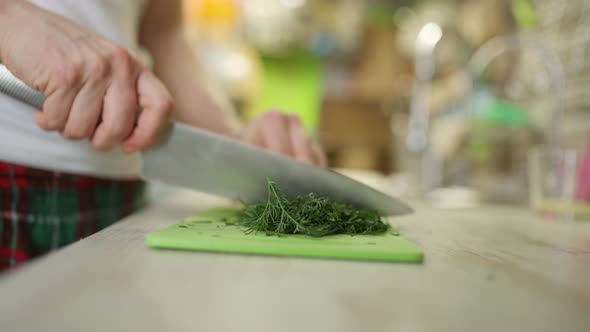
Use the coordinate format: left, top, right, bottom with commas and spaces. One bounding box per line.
237, 179, 390, 237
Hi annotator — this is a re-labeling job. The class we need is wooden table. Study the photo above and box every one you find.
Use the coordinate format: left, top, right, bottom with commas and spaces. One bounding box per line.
1, 184, 589, 332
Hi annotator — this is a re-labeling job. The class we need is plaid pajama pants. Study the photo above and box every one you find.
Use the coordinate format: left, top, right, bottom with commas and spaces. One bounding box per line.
0, 161, 147, 272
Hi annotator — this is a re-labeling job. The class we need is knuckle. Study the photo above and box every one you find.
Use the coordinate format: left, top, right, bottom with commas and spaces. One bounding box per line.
264, 110, 285, 124
109, 47, 134, 72
63, 125, 93, 140
265, 110, 282, 119
103, 121, 129, 139
152, 96, 174, 119
289, 114, 301, 123
89, 56, 110, 80
142, 130, 160, 147
56, 63, 83, 87
91, 140, 111, 152
43, 117, 66, 131
154, 96, 174, 115
36, 118, 52, 131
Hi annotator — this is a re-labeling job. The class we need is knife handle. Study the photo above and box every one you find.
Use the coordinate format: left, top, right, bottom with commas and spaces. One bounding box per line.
0, 64, 46, 109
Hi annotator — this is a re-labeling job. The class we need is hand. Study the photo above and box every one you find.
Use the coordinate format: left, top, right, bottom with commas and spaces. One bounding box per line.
0, 1, 173, 153
239, 111, 327, 167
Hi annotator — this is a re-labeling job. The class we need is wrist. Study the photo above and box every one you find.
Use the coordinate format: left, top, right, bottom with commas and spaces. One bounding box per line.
0, 0, 18, 14
0, 0, 21, 62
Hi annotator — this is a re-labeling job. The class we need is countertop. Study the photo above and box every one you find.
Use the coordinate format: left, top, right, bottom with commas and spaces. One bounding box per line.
1, 182, 589, 332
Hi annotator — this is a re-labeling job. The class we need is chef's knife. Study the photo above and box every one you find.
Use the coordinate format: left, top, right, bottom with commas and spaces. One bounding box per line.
0, 64, 413, 216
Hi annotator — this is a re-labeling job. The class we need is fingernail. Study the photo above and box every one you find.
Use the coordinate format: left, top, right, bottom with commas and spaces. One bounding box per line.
122, 145, 138, 154
296, 155, 313, 165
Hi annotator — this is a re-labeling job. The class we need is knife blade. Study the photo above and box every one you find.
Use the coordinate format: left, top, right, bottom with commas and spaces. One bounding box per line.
0, 64, 413, 216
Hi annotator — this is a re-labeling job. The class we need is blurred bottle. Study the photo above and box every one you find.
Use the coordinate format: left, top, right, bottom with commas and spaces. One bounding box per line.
576, 138, 590, 202
183, 0, 261, 113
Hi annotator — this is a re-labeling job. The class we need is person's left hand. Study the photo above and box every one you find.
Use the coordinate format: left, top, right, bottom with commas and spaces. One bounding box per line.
239, 111, 327, 167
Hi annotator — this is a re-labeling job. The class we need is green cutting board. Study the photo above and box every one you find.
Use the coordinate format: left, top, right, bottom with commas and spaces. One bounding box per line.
146, 208, 423, 263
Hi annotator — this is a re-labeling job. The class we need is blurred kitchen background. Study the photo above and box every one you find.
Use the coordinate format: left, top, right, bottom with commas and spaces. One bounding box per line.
182, 0, 590, 215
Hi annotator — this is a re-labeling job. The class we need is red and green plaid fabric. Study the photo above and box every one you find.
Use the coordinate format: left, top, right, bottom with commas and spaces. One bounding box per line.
0, 161, 146, 272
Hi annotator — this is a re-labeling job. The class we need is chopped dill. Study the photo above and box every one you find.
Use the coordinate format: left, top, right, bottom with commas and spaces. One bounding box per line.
237, 179, 390, 237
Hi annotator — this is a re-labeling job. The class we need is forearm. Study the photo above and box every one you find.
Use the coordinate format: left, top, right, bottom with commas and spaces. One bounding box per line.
0, 0, 20, 62
141, 30, 241, 136
0, 0, 18, 22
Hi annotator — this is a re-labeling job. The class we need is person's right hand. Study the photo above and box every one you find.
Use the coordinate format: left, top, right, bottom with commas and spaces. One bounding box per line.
0, 1, 174, 153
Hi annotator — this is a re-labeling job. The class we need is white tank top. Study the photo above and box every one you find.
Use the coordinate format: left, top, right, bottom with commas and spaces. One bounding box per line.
0, 0, 151, 179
